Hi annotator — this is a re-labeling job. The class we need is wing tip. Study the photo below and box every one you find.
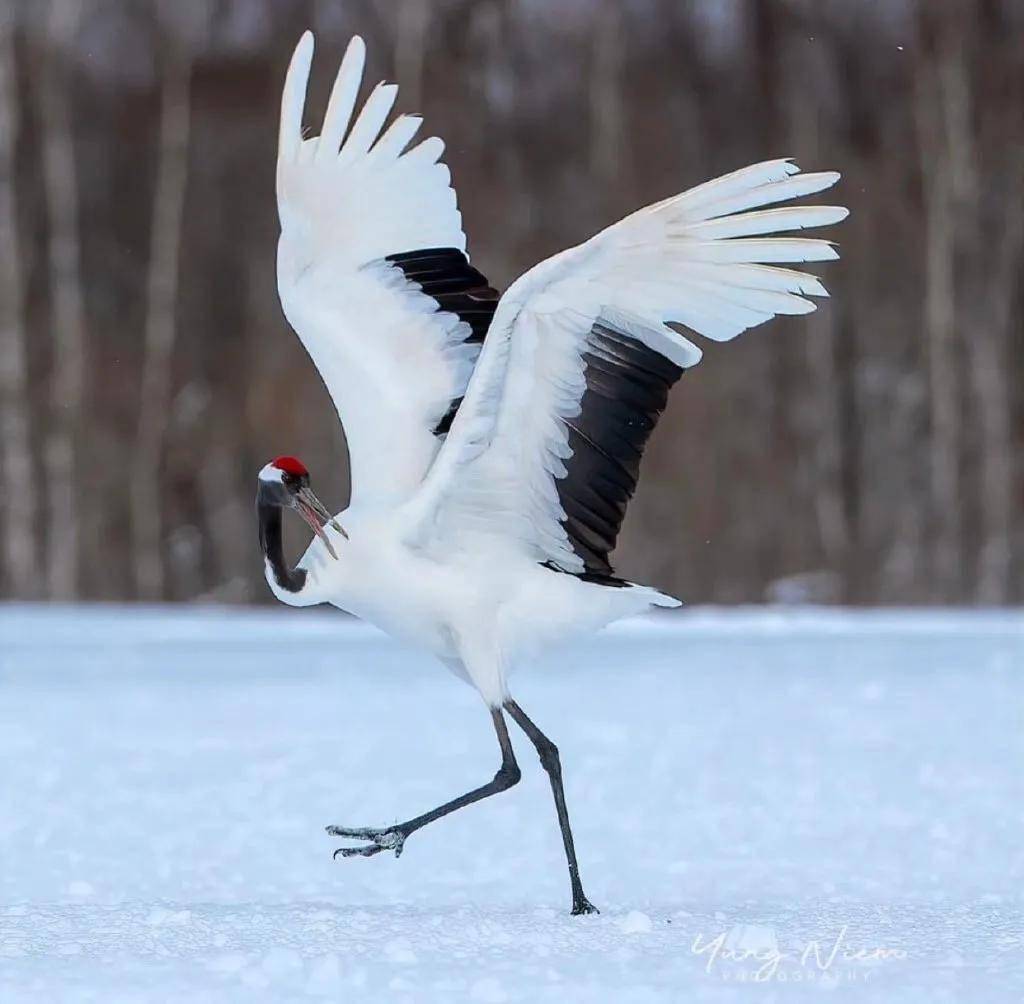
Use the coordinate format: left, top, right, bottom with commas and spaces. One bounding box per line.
340, 35, 367, 84
295, 29, 315, 64
809, 170, 843, 194
776, 161, 846, 188
817, 241, 841, 261
280, 31, 316, 159
806, 205, 850, 228
770, 162, 844, 190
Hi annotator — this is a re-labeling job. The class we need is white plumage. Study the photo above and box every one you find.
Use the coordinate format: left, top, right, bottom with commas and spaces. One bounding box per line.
260, 32, 847, 904
277, 34, 472, 503
270, 29, 849, 700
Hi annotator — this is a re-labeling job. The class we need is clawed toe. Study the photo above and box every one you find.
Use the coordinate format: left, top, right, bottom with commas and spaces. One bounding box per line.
326, 825, 378, 839
333, 842, 385, 859
327, 824, 406, 859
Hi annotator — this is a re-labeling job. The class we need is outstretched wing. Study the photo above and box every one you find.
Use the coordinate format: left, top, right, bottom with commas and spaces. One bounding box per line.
406, 160, 847, 580
276, 33, 499, 503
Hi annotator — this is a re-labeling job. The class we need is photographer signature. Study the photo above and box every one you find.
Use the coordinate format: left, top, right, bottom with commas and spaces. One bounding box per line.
692, 924, 907, 982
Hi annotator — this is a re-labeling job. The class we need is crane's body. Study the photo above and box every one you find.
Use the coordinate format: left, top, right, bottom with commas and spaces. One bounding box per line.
266, 507, 674, 705
256, 31, 847, 914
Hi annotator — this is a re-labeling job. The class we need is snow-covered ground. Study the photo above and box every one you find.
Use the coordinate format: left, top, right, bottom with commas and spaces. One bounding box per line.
1, 604, 1021, 1002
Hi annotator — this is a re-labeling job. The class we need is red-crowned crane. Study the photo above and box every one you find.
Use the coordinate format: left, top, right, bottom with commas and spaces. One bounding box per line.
257, 32, 848, 915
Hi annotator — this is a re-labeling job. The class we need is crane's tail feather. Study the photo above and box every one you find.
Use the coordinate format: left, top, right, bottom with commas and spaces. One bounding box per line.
629, 584, 683, 609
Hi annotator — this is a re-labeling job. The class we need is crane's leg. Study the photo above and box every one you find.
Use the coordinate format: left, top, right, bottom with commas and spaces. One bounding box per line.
503, 699, 598, 916
327, 707, 520, 859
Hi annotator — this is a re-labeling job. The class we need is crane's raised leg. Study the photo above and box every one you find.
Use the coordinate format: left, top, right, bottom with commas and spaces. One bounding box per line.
503, 699, 598, 915
327, 707, 520, 858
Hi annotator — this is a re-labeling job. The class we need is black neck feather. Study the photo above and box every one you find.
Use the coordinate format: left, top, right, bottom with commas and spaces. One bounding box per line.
257, 502, 307, 593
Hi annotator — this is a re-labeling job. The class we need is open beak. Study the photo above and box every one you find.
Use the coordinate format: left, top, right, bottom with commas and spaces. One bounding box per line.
293, 486, 347, 560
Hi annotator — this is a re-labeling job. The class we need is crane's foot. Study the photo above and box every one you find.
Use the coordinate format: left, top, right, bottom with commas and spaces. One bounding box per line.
326, 824, 408, 859
571, 895, 600, 916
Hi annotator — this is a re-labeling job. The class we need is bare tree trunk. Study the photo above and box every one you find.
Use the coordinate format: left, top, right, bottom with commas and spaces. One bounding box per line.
944, 12, 1020, 604
39, 0, 85, 600
915, 20, 963, 602
968, 176, 1021, 603
394, 0, 429, 111
0, 20, 36, 596
197, 418, 252, 603
781, 21, 850, 588
589, 2, 624, 196
131, 40, 192, 600
921, 170, 960, 599
470, 0, 530, 277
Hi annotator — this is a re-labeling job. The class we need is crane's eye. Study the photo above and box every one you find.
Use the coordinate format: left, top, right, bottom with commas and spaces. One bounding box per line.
281, 471, 298, 489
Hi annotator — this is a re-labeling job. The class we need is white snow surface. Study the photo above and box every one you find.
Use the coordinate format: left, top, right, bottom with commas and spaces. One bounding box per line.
1, 604, 1021, 1002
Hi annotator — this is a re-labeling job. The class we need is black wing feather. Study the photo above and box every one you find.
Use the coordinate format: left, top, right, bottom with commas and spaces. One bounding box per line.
386, 247, 501, 435
553, 320, 684, 584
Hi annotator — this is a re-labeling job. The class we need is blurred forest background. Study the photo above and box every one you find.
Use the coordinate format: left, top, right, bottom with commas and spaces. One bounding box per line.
0, 0, 1021, 606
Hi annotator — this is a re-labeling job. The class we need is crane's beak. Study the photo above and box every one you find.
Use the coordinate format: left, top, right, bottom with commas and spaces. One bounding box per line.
293, 486, 347, 560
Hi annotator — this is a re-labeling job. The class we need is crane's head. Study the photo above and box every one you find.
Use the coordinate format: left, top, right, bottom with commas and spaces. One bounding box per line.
257, 456, 346, 559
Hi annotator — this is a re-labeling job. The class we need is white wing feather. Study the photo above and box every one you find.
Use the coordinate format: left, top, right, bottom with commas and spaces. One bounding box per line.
407, 160, 847, 572
276, 33, 475, 503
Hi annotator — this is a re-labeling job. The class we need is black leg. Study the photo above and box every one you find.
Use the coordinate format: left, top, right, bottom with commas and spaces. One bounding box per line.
503, 699, 598, 916
327, 707, 521, 859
